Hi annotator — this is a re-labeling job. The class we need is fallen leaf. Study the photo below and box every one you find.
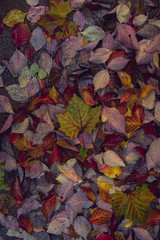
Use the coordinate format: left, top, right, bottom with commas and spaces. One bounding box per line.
95, 234, 114, 240
146, 209, 160, 227
19, 215, 33, 234
103, 150, 125, 167
74, 216, 91, 239
42, 195, 56, 220
108, 56, 130, 71
0, 96, 14, 114
81, 26, 106, 41
56, 94, 101, 138
133, 227, 153, 240
101, 165, 122, 178
12, 23, 31, 48
3, 9, 27, 27
116, 4, 131, 23
93, 69, 110, 91
111, 184, 155, 224
146, 138, 160, 170
57, 164, 79, 183
89, 208, 112, 225
30, 27, 46, 51
102, 107, 126, 134
89, 48, 112, 64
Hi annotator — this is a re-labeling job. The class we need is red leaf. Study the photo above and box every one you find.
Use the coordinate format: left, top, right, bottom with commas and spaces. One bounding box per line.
19, 215, 33, 234
63, 84, 75, 102
95, 234, 114, 240
96, 92, 118, 102
146, 209, 160, 227
80, 186, 96, 202
0, 20, 3, 34
134, 146, 146, 166
102, 134, 124, 147
12, 23, 31, 47
25, 43, 36, 61
89, 208, 112, 225
125, 172, 148, 184
42, 195, 56, 220
11, 176, 23, 203
144, 123, 158, 137
46, 145, 61, 168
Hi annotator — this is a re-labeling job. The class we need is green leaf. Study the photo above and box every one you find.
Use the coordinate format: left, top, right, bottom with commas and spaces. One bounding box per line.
81, 26, 106, 41
30, 63, 40, 77
38, 0, 77, 39
0, 163, 7, 190
79, 146, 88, 158
56, 94, 101, 138
49, 0, 74, 18
111, 184, 155, 225
38, 69, 47, 79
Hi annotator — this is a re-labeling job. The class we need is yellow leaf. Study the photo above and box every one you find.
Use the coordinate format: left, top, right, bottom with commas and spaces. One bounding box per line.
153, 52, 159, 68
139, 85, 155, 99
117, 71, 132, 88
98, 181, 112, 202
3, 9, 27, 27
100, 164, 122, 178
49, 86, 60, 103
125, 220, 133, 228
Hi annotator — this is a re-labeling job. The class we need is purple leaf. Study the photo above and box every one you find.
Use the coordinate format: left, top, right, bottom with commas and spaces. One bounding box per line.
0, 96, 14, 114
73, 216, 91, 239
73, 10, 86, 31
58, 181, 74, 202
117, 23, 139, 50
133, 227, 153, 240
9, 49, 28, 75
108, 56, 130, 70
102, 107, 126, 134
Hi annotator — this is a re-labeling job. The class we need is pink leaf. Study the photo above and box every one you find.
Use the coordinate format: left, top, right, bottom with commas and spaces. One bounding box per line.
58, 181, 74, 202
73, 10, 86, 31
146, 138, 160, 170
102, 32, 115, 50
39, 52, 52, 74
102, 107, 126, 134
117, 23, 139, 50
0, 114, 14, 134
108, 56, 130, 70
27, 6, 46, 23
9, 49, 28, 75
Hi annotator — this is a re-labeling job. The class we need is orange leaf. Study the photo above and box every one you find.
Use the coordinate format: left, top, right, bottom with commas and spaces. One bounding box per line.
83, 88, 96, 106
89, 208, 112, 225
125, 105, 144, 133
42, 195, 56, 220
98, 182, 112, 203
80, 186, 96, 202
146, 209, 160, 227
139, 85, 155, 99
100, 165, 122, 178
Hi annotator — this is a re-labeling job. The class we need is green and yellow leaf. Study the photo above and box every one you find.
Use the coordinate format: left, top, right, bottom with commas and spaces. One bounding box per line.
56, 94, 101, 138
111, 184, 155, 225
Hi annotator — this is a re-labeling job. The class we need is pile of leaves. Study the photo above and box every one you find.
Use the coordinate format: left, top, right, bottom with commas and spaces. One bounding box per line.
1, 0, 160, 239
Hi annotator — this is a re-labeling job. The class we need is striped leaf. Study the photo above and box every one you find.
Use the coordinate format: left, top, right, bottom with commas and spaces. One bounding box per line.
89, 208, 112, 225
111, 184, 155, 225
